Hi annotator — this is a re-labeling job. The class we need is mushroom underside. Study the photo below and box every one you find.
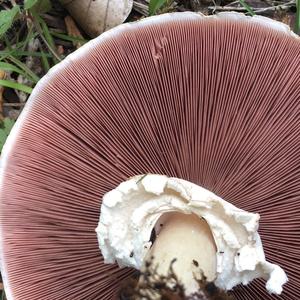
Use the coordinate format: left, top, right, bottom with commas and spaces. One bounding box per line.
0, 13, 300, 300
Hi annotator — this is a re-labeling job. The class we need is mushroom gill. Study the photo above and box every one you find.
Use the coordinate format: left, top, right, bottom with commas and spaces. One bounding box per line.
0, 12, 300, 300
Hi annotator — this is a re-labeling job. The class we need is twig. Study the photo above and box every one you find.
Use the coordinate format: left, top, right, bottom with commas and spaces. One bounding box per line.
35, 30, 61, 62
64, 15, 84, 49
133, 1, 149, 16
0, 1, 10, 10
209, 6, 246, 11
3, 102, 25, 106
255, 1, 295, 13
224, 1, 240, 6
209, 0, 295, 13
32, 16, 61, 62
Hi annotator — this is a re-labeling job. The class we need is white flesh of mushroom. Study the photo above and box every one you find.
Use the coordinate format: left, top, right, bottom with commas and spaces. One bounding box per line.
96, 174, 288, 295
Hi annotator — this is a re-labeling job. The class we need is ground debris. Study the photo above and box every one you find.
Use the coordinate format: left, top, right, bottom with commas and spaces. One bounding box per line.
118, 258, 233, 300
64, 15, 84, 49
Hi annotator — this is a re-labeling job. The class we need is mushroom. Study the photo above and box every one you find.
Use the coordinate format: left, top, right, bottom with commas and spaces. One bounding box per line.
59, 0, 133, 37
0, 12, 300, 300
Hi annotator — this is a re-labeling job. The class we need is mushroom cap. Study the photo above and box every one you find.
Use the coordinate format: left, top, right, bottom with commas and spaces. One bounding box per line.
59, 0, 134, 37
1, 12, 300, 300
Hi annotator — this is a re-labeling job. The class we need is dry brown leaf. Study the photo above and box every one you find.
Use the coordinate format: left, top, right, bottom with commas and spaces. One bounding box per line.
274, 12, 295, 29
59, 0, 133, 37
64, 15, 84, 49
57, 45, 65, 56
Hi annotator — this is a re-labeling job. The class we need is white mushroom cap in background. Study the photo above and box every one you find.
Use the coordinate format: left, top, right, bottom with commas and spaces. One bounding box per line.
59, 0, 133, 37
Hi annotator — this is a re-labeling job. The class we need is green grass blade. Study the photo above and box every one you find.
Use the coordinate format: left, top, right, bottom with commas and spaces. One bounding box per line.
40, 50, 50, 72
0, 31, 39, 60
25, 0, 52, 13
0, 5, 20, 38
24, 0, 39, 9
149, 0, 168, 15
0, 118, 15, 152
0, 50, 52, 58
3, 118, 15, 135
1, 289, 6, 300
3, 34, 12, 50
0, 61, 37, 82
38, 17, 56, 50
21, 24, 35, 51
50, 31, 88, 43
296, 0, 300, 33
0, 79, 33, 93
0, 61, 27, 77
239, 0, 255, 16
33, 13, 61, 63
7, 55, 40, 83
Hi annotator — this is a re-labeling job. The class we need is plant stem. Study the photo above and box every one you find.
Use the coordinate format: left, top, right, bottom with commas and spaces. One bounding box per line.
296, 0, 300, 33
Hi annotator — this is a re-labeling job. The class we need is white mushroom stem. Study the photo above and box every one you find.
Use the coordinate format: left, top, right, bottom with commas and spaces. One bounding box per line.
96, 174, 288, 295
145, 212, 217, 294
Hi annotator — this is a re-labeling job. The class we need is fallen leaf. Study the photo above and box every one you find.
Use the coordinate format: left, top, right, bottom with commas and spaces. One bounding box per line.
24, 0, 52, 13
64, 15, 84, 49
0, 5, 20, 38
